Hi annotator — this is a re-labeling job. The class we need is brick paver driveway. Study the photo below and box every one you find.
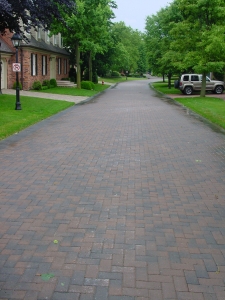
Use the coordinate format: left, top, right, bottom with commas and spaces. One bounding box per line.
0, 79, 225, 300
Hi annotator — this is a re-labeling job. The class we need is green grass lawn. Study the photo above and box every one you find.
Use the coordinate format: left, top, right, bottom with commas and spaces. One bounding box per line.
174, 97, 225, 130
0, 95, 74, 140
34, 83, 110, 97
151, 81, 181, 94
100, 76, 148, 83
151, 81, 225, 130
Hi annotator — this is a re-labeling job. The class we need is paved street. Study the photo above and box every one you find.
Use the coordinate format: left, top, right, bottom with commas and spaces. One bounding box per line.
0, 79, 225, 300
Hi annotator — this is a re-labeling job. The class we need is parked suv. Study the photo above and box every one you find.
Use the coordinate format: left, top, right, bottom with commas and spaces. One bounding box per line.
174, 74, 224, 95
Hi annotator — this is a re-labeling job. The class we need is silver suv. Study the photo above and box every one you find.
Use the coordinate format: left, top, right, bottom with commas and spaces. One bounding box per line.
174, 74, 224, 95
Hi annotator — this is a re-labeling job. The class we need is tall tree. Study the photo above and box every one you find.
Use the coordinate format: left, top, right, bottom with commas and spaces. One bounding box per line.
169, 0, 225, 96
0, 0, 76, 36
145, 1, 182, 85
110, 22, 144, 73
52, 0, 116, 87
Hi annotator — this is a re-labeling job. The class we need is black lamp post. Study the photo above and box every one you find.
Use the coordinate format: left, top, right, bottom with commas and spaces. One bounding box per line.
0, 42, 2, 95
11, 33, 22, 110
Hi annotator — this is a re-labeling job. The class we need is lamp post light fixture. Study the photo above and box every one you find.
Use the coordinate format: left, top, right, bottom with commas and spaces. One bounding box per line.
11, 33, 22, 110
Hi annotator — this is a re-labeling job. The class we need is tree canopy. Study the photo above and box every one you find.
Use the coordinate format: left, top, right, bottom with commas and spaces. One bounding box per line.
145, 0, 225, 95
0, 0, 76, 35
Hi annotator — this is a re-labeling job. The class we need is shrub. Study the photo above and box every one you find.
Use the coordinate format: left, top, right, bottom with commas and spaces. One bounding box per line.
81, 81, 95, 90
92, 72, 98, 84
61, 77, 70, 81
12, 82, 22, 90
83, 69, 98, 84
41, 86, 49, 90
50, 78, 57, 87
32, 80, 42, 90
111, 71, 121, 77
42, 79, 50, 88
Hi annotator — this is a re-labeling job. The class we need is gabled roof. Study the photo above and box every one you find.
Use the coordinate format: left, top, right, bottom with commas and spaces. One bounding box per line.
0, 39, 14, 54
21, 35, 69, 56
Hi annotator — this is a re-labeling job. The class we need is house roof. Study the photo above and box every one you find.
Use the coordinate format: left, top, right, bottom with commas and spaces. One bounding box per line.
21, 36, 69, 56
0, 39, 14, 54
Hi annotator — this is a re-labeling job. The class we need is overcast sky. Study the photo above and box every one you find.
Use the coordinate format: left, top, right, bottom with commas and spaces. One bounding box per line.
112, 0, 172, 32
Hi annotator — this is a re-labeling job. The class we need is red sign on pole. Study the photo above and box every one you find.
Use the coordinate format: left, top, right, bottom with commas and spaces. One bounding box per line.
13, 63, 21, 72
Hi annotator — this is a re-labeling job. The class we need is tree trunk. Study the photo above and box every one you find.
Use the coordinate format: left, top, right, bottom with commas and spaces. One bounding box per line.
162, 73, 165, 82
200, 72, 206, 97
88, 51, 92, 82
168, 73, 172, 89
76, 42, 81, 89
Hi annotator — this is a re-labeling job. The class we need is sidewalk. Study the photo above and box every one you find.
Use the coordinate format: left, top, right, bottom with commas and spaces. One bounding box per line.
2, 89, 89, 104
3, 80, 115, 104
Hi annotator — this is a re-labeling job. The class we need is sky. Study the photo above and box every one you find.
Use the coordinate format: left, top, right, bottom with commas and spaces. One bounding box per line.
112, 0, 172, 32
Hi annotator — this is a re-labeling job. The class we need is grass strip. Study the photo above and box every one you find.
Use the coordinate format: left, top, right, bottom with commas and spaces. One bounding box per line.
174, 97, 225, 130
36, 84, 110, 96
0, 95, 74, 140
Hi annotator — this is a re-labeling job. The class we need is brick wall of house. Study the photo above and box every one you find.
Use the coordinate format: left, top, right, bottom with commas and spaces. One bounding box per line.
1, 29, 70, 90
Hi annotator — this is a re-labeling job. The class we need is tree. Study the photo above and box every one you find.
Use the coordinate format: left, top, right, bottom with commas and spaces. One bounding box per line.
51, 0, 116, 87
145, 1, 183, 85
169, 0, 225, 96
0, 0, 76, 36
110, 22, 145, 73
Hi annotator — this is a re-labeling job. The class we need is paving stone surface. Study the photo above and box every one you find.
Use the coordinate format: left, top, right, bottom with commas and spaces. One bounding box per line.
0, 79, 225, 300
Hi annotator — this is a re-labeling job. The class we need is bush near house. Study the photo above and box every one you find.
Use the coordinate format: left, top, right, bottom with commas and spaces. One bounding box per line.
42, 80, 51, 88
32, 81, 42, 90
81, 81, 95, 90
111, 71, 121, 78
12, 82, 22, 90
50, 78, 57, 87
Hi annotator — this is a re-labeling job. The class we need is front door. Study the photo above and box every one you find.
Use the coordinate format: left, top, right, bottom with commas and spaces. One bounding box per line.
50, 57, 56, 79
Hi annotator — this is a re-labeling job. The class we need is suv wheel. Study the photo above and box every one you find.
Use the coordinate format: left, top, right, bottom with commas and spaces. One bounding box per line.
214, 85, 224, 94
184, 86, 193, 95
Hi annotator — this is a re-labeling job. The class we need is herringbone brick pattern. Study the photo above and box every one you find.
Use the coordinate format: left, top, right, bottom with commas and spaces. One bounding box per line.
0, 80, 225, 299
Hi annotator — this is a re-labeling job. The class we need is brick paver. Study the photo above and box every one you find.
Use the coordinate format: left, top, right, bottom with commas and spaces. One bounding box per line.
0, 79, 225, 300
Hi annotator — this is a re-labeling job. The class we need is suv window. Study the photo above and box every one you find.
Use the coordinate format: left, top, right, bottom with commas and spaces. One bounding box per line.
183, 75, 189, 81
191, 75, 199, 81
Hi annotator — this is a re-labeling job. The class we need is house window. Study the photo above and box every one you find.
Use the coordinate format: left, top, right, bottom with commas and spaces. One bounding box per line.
42, 55, 47, 75
31, 53, 38, 76
64, 59, 67, 75
58, 58, 61, 74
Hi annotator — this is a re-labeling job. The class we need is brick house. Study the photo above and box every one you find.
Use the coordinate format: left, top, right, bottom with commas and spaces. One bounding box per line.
0, 29, 70, 90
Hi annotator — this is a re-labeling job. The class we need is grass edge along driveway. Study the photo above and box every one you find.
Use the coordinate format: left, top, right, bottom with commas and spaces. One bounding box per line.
0, 95, 74, 140
152, 81, 225, 131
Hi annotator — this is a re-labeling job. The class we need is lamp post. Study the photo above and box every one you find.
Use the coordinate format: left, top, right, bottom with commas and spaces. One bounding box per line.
0, 42, 2, 94
11, 33, 22, 110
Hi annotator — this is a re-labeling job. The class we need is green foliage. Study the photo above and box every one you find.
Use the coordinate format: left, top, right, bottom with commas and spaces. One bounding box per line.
50, 78, 57, 87
92, 72, 98, 84
111, 71, 121, 77
42, 79, 51, 88
32, 81, 42, 90
12, 82, 22, 90
214, 72, 224, 81
81, 81, 95, 90
145, 0, 225, 96
51, 0, 116, 88
41, 86, 49, 90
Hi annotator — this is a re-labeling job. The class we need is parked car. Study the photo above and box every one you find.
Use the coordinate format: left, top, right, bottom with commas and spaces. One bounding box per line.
174, 74, 225, 95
